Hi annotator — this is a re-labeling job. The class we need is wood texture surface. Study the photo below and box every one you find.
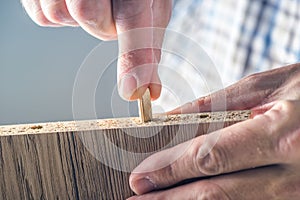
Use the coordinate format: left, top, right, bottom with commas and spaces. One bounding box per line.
0, 111, 250, 199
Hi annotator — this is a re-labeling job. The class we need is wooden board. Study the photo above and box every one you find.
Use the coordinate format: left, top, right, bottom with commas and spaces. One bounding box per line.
0, 111, 250, 199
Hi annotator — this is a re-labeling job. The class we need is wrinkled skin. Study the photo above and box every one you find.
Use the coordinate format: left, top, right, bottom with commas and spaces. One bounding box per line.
21, 0, 172, 100
128, 64, 300, 200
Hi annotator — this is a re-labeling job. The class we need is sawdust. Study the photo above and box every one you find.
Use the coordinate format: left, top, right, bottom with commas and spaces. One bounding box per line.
0, 110, 251, 136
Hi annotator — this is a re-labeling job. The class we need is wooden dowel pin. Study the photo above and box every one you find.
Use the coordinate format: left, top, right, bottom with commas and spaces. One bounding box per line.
138, 88, 152, 122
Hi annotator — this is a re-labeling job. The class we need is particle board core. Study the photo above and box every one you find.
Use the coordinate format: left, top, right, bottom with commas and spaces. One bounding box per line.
0, 110, 250, 199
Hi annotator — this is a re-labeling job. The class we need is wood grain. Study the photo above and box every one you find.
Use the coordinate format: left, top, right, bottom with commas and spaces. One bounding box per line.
0, 111, 250, 199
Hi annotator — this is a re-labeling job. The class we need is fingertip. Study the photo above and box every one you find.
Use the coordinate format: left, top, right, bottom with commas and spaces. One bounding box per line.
149, 69, 162, 100
129, 174, 140, 195
149, 83, 161, 101
21, 0, 63, 27
129, 175, 156, 195
118, 75, 138, 101
40, 0, 78, 26
122, 85, 160, 103
132, 86, 149, 100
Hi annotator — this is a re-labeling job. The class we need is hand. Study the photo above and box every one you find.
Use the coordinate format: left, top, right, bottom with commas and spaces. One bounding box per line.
169, 63, 300, 114
128, 100, 300, 199
21, 0, 172, 100
128, 64, 300, 199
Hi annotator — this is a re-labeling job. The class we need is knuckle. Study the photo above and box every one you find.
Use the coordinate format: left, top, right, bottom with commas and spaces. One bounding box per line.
69, 1, 113, 33
271, 100, 300, 159
242, 72, 267, 90
277, 100, 295, 114
21, 1, 52, 27
196, 182, 231, 200
277, 120, 300, 153
195, 146, 228, 175
119, 49, 156, 75
113, 0, 145, 21
266, 100, 295, 125
274, 178, 300, 198
43, 3, 71, 23
199, 191, 228, 200
70, 1, 94, 21
34, 13, 52, 26
243, 72, 259, 82
68, 1, 98, 22
162, 164, 178, 185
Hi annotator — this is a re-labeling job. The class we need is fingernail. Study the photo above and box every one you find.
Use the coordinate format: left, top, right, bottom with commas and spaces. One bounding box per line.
132, 177, 156, 195
118, 75, 137, 100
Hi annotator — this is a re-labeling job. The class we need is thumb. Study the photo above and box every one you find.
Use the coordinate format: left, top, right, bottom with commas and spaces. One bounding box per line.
113, 0, 172, 100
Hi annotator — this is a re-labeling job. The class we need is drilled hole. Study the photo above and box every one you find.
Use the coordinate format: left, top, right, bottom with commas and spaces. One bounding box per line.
30, 125, 43, 130
199, 114, 210, 118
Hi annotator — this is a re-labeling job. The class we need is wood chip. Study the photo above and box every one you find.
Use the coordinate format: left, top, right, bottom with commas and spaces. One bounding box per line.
138, 88, 152, 122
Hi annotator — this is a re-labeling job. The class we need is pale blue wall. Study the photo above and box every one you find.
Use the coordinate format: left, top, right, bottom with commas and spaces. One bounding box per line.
0, 1, 136, 125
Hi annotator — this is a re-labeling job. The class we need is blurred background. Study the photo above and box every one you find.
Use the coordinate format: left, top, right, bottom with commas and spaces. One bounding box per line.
0, 1, 221, 126
0, 1, 125, 125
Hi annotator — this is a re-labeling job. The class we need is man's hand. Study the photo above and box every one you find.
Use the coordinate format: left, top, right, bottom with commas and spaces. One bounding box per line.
169, 63, 300, 114
128, 64, 300, 199
21, 0, 172, 100
129, 100, 300, 199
